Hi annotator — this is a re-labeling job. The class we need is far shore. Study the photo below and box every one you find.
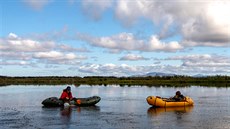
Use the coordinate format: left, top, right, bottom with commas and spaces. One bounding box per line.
0, 75, 229, 87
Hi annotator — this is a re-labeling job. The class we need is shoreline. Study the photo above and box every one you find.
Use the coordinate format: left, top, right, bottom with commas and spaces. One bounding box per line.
1, 75, 229, 87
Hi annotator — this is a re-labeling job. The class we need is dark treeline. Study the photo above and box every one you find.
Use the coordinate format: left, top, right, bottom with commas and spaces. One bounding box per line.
0, 75, 229, 87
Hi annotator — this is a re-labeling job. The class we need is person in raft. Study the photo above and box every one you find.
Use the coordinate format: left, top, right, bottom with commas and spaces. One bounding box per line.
59, 86, 74, 103
172, 91, 185, 101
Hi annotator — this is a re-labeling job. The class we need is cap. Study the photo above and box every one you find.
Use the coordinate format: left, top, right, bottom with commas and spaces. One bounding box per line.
66, 86, 71, 91
176, 91, 181, 95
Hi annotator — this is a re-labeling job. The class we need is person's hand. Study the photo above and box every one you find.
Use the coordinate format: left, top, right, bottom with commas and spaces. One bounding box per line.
66, 97, 69, 100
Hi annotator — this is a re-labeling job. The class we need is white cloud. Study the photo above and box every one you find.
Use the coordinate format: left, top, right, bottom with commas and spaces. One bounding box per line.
8, 33, 18, 39
77, 32, 183, 52
34, 51, 86, 61
0, 61, 34, 66
23, 0, 51, 10
0, 52, 32, 60
81, 0, 230, 47
120, 54, 149, 61
115, 0, 150, 26
77, 32, 144, 50
0, 33, 87, 66
166, 54, 230, 67
0, 33, 55, 52
28, 26, 69, 41
58, 44, 90, 52
33, 51, 86, 65
78, 63, 145, 76
77, 54, 230, 76
147, 35, 183, 51
34, 51, 65, 60
22, 0, 230, 47
76, 63, 156, 76
81, 0, 113, 20
79, 64, 100, 74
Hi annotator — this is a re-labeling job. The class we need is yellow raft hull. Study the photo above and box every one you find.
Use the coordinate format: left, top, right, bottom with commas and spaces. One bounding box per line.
146, 96, 194, 107
147, 106, 194, 116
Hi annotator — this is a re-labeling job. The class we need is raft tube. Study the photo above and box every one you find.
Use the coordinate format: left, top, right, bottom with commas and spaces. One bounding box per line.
147, 106, 193, 116
146, 96, 194, 107
42, 96, 101, 107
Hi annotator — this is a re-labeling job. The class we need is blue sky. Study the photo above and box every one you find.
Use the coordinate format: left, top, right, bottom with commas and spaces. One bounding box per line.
0, 0, 230, 77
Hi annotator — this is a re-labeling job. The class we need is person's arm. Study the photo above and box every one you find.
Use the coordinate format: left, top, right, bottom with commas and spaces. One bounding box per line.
173, 95, 180, 101
60, 92, 68, 99
172, 95, 177, 99
69, 92, 73, 100
180, 95, 185, 100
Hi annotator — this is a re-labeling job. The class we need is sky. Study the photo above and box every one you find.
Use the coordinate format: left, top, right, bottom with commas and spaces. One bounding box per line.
0, 0, 230, 77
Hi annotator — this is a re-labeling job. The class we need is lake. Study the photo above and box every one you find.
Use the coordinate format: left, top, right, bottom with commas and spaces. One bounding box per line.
0, 85, 229, 129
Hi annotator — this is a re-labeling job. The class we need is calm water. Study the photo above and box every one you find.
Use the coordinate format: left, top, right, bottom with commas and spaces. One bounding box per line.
0, 85, 229, 129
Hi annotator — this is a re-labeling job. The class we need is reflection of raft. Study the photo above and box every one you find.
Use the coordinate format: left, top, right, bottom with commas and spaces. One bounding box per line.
42, 96, 101, 107
147, 106, 193, 116
146, 96, 194, 107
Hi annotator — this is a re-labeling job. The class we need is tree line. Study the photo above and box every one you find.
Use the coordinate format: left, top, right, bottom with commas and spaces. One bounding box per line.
0, 75, 229, 87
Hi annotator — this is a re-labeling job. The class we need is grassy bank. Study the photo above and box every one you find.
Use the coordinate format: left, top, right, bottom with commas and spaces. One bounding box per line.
0, 75, 229, 87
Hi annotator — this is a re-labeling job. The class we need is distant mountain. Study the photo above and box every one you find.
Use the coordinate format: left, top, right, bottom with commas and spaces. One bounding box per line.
133, 72, 216, 77
146, 72, 176, 77
192, 74, 207, 77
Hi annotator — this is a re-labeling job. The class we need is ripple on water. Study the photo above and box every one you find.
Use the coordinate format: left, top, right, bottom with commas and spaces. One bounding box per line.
0, 107, 31, 129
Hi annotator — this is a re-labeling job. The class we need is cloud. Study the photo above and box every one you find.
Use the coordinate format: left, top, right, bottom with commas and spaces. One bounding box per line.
21, 0, 230, 47
0, 52, 32, 60
0, 61, 31, 66
1, 33, 55, 52
81, 0, 113, 20
117, 0, 230, 46
0, 33, 87, 66
115, 0, 150, 27
80, 0, 230, 47
166, 54, 230, 67
27, 26, 69, 41
77, 32, 183, 52
77, 32, 143, 50
58, 44, 90, 52
23, 0, 51, 10
120, 54, 149, 61
76, 54, 230, 76
147, 35, 183, 51
22, 0, 230, 47
78, 63, 147, 76
34, 51, 87, 64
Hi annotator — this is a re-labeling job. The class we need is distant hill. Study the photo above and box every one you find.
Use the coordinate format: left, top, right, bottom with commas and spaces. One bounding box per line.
131, 72, 176, 77
192, 74, 208, 78
134, 72, 210, 77
146, 73, 211, 77
146, 72, 176, 77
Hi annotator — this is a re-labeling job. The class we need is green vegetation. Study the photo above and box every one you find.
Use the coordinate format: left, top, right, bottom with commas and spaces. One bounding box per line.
0, 75, 229, 87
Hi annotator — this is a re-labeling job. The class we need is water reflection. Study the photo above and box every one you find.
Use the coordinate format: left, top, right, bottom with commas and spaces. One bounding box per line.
59, 106, 101, 128
60, 107, 72, 117
147, 106, 194, 117
60, 107, 72, 128
60, 106, 100, 116
76, 106, 100, 113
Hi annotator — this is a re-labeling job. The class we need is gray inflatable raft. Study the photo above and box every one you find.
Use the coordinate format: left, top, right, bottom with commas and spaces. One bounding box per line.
42, 96, 101, 107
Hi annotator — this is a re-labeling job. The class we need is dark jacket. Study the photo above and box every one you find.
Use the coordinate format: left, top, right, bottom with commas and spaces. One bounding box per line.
173, 94, 185, 101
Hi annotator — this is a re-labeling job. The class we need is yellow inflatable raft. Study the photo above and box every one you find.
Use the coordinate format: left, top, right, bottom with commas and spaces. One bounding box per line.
147, 106, 194, 116
146, 96, 194, 107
